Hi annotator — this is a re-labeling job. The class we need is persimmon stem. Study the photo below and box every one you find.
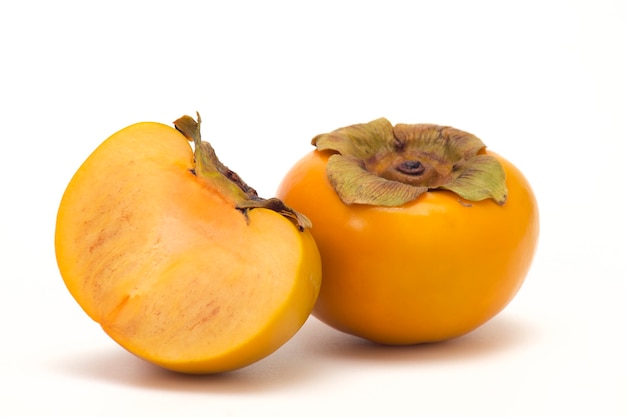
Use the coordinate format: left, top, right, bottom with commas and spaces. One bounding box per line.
396, 160, 425, 176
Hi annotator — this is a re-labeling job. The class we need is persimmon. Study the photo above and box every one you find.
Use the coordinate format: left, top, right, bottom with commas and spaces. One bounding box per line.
55, 114, 321, 373
277, 118, 539, 345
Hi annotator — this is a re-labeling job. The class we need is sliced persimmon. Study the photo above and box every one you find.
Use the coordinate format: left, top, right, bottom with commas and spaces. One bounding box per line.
55, 115, 321, 373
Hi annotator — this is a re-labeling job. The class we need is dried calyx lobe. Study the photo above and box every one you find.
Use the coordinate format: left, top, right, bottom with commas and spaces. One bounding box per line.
174, 113, 311, 231
312, 118, 508, 207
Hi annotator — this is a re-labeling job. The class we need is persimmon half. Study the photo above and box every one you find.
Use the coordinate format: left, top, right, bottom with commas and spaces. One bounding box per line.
277, 118, 539, 345
55, 114, 321, 373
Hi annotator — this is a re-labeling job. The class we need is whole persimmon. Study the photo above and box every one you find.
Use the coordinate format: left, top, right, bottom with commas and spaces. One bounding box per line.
55, 114, 321, 373
277, 118, 539, 345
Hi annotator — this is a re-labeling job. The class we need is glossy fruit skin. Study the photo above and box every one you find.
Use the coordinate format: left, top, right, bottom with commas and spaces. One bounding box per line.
277, 149, 539, 344
55, 122, 321, 373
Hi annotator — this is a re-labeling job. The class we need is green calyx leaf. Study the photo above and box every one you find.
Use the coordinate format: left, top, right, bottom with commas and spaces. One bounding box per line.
312, 118, 508, 207
174, 113, 312, 231
325, 154, 428, 206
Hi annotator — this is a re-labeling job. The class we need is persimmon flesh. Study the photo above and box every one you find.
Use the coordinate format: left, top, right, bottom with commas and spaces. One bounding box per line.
55, 117, 321, 373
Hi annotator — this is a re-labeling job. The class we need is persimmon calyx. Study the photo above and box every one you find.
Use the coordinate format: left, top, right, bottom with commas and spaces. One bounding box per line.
312, 118, 508, 206
174, 113, 311, 231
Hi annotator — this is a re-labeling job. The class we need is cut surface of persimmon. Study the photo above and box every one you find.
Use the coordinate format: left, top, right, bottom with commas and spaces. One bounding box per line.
55, 114, 321, 374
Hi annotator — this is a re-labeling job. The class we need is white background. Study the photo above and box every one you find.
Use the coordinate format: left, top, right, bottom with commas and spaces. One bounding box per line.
1, 1, 624, 416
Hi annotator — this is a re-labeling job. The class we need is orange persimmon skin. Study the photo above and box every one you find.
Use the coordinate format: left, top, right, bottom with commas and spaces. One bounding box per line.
55, 122, 321, 373
277, 150, 539, 344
